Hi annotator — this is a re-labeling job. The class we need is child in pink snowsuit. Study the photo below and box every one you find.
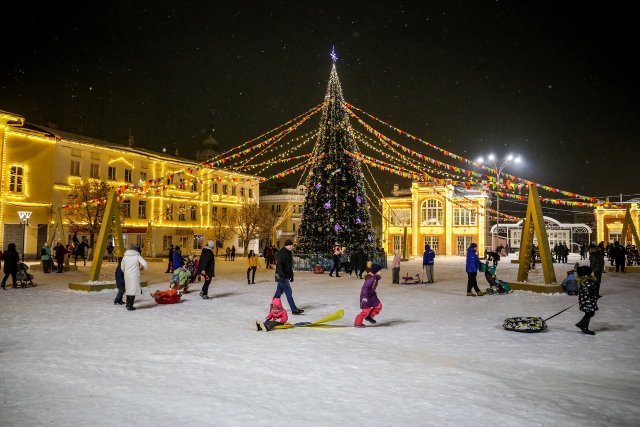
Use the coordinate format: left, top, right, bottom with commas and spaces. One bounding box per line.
257, 297, 289, 331
355, 263, 383, 327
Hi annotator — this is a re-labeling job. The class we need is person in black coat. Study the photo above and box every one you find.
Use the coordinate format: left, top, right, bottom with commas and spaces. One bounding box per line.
356, 248, 368, 279
114, 257, 125, 305
575, 266, 598, 335
198, 240, 216, 299
1, 243, 20, 289
274, 239, 303, 314
166, 244, 174, 273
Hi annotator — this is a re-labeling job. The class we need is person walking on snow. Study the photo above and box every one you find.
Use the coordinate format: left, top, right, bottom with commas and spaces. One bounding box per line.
391, 250, 401, 284
1, 243, 19, 289
53, 242, 66, 273
575, 266, 598, 335
121, 244, 148, 311
466, 243, 484, 296
423, 244, 435, 283
198, 240, 216, 299
247, 249, 261, 284
114, 256, 125, 305
40, 243, 52, 273
354, 263, 383, 327
256, 297, 288, 332
274, 239, 303, 314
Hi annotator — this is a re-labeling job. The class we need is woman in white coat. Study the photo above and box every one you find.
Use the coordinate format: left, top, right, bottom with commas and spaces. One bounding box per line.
121, 244, 148, 311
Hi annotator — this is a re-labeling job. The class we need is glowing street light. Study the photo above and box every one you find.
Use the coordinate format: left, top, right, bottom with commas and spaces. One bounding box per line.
477, 154, 522, 250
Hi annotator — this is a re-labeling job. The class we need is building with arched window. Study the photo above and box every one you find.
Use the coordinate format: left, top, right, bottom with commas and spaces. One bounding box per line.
492, 216, 592, 252
380, 182, 488, 257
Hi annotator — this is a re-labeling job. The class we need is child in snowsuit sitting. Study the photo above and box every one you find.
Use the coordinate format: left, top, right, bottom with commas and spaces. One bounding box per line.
257, 297, 288, 331
354, 263, 383, 327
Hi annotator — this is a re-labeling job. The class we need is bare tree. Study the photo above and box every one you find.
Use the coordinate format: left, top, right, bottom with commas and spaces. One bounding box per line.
64, 181, 114, 258
210, 211, 234, 257
258, 207, 279, 244
232, 203, 274, 256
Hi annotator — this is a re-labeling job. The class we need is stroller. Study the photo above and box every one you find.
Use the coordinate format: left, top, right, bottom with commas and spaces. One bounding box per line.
16, 262, 36, 288
169, 267, 193, 292
483, 263, 511, 295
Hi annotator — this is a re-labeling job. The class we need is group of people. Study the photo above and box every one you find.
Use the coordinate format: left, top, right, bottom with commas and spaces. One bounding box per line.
328, 245, 369, 279
553, 243, 570, 263
605, 241, 628, 272
262, 245, 277, 269
224, 245, 237, 261
257, 238, 383, 330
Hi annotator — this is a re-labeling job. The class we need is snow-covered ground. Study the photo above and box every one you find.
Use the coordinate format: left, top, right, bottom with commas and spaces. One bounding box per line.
1, 253, 638, 426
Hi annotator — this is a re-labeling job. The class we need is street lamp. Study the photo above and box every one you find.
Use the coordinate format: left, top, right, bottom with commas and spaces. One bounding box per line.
17, 211, 32, 262
477, 154, 522, 251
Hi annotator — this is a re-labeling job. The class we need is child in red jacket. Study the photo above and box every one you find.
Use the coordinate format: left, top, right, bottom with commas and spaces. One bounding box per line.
256, 297, 289, 331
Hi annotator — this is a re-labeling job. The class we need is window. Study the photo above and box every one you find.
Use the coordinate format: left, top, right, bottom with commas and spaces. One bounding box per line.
222, 184, 228, 195
179, 178, 186, 189
457, 236, 474, 255
163, 236, 173, 251
421, 199, 443, 225
193, 235, 203, 250
139, 171, 147, 182
212, 206, 218, 217
165, 204, 173, 220
90, 163, 100, 179
122, 200, 131, 218
393, 235, 405, 254
191, 180, 197, 192
190, 206, 197, 221
213, 183, 218, 193
108, 166, 117, 181
166, 177, 172, 185
222, 207, 228, 219
124, 169, 133, 183
453, 208, 477, 226
248, 188, 254, 199
138, 201, 147, 219
231, 186, 236, 196
390, 208, 411, 226
271, 204, 281, 213
9, 166, 24, 193
178, 204, 186, 221
423, 236, 439, 255
292, 223, 296, 232
240, 187, 245, 197
70, 160, 81, 176
238, 239, 244, 248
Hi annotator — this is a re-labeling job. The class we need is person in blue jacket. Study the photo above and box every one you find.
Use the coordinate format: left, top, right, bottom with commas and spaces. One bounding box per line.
422, 244, 436, 283
466, 243, 484, 296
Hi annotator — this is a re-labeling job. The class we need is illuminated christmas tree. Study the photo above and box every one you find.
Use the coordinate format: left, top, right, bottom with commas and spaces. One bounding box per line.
296, 53, 376, 254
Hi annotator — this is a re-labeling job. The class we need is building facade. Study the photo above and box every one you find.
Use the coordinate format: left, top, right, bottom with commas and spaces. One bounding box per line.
380, 182, 488, 257
595, 201, 640, 244
0, 110, 260, 259
259, 185, 305, 250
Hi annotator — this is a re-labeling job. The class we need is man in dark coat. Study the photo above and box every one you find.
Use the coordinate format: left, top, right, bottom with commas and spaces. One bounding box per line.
166, 244, 174, 273
589, 241, 605, 298
53, 242, 67, 273
274, 239, 303, 314
611, 240, 627, 273
356, 248, 368, 279
1, 243, 20, 289
198, 240, 216, 299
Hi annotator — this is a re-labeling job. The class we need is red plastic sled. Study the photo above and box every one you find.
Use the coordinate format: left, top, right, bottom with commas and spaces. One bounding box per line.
153, 289, 182, 304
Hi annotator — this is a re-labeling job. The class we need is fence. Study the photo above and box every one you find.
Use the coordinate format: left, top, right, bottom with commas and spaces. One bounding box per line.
292, 252, 388, 272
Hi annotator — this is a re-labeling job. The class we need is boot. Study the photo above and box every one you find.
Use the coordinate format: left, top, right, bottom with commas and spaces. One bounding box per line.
127, 295, 136, 311
365, 315, 377, 324
476, 291, 486, 296
466, 292, 476, 297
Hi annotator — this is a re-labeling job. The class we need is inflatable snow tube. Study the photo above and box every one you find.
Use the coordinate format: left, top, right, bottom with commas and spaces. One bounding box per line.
503, 316, 547, 333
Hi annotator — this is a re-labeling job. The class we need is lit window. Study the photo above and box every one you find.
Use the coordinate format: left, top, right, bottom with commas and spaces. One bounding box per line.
9, 166, 24, 193
122, 200, 131, 218
421, 199, 443, 225
178, 204, 186, 221
453, 208, 477, 226
108, 166, 117, 181
70, 160, 81, 176
190, 206, 197, 221
138, 201, 147, 219
90, 163, 100, 179
139, 171, 147, 182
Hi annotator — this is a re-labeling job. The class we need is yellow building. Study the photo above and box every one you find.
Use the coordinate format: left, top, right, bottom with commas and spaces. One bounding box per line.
595, 201, 640, 244
259, 185, 305, 249
380, 182, 488, 257
0, 110, 260, 258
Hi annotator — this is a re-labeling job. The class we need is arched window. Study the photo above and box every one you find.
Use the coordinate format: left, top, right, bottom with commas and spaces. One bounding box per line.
421, 199, 443, 225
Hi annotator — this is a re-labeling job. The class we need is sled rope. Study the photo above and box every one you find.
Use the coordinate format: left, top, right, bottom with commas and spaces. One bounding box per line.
543, 303, 578, 322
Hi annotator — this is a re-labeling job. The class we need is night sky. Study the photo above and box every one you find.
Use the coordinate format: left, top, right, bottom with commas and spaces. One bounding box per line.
2, 1, 638, 217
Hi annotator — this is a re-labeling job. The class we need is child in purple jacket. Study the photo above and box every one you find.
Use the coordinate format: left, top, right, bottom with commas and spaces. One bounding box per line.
354, 264, 383, 327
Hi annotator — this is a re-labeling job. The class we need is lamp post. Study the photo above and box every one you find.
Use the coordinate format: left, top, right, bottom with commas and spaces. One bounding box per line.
17, 211, 32, 262
477, 154, 521, 251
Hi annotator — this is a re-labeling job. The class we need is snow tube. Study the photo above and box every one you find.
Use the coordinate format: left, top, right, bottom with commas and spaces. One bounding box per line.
313, 264, 324, 274
503, 316, 547, 333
